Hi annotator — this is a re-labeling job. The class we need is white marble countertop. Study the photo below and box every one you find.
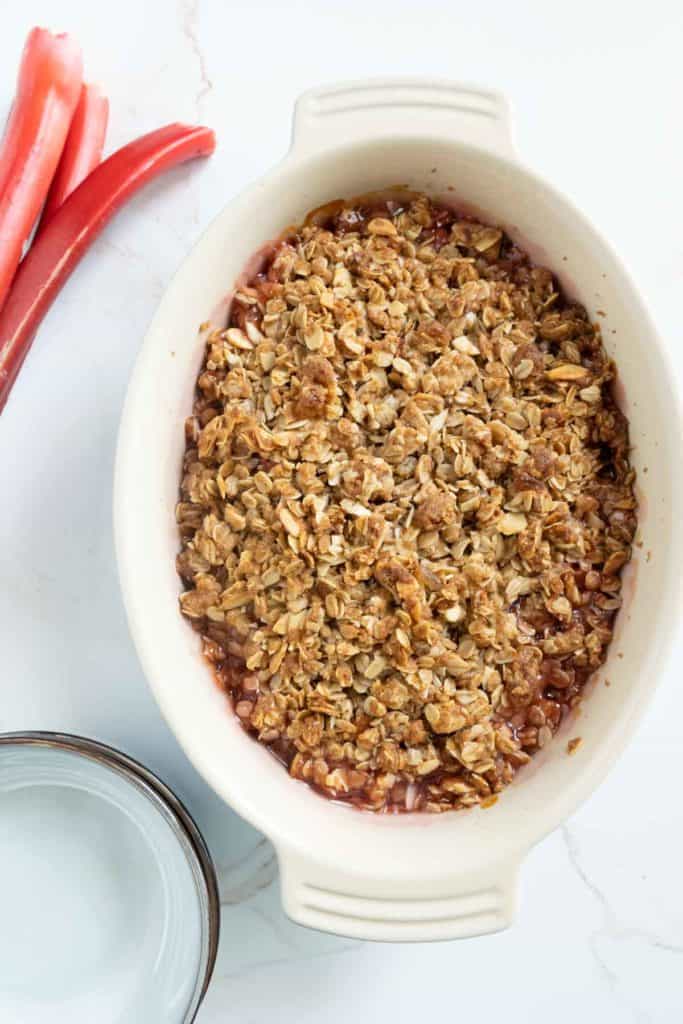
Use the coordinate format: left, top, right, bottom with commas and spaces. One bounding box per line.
1, 1, 682, 1020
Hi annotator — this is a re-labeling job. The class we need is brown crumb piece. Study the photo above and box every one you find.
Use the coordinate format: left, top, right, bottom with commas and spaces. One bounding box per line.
567, 737, 582, 755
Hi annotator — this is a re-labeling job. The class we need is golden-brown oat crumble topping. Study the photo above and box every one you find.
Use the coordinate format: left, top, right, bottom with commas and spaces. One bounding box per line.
176, 194, 636, 813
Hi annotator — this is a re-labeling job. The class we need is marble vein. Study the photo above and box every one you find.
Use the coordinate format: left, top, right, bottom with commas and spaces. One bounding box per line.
180, 0, 213, 114
562, 825, 683, 957
561, 824, 683, 1023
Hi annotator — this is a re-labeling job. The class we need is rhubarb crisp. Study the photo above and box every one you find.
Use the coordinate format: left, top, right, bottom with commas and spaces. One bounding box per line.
176, 193, 636, 813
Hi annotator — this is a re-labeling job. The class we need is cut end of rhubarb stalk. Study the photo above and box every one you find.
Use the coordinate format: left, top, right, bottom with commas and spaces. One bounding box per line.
167, 123, 217, 157
22, 27, 84, 93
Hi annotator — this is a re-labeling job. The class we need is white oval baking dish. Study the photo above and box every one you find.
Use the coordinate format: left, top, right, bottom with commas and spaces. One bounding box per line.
115, 79, 683, 942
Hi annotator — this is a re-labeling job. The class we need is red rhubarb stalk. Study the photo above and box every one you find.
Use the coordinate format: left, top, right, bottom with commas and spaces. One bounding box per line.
0, 28, 83, 309
0, 122, 215, 413
40, 83, 109, 225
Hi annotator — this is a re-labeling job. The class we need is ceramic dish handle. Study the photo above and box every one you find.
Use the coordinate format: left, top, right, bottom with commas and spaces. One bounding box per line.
278, 847, 519, 942
291, 78, 515, 159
